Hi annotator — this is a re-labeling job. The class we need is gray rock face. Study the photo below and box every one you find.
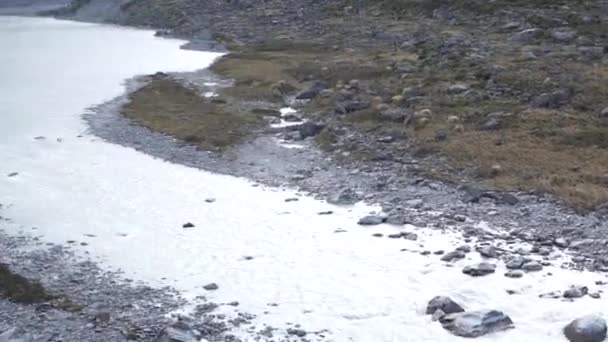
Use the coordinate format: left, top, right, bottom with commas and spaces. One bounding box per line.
154, 322, 198, 342
564, 315, 607, 342
462, 263, 496, 277
440, 310, 514, 338
426, 296, 465, 315
357, 215, 386, 226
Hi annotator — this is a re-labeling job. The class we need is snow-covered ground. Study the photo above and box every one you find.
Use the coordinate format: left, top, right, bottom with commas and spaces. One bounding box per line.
0, 16, 607, 342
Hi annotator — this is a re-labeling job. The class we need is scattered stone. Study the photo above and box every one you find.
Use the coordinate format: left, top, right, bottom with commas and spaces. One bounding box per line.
426, 296, 465, 315
295, 81, 325, 100
462, 263, 497, 277
7, 172, 18, 177
421, 251, 431, 255
563, 286, 588, 299
447, 83, 470, 94
564, 315, 607, 342
506, 257, 527, 270
505, 270, 523, 278
440, 250, 466, 262
432, 309, 446, 321
285, 198, 299, 202
357, 215, 386, 226
318, 211, 333, 215
522, 261, 543, 272
286, 328, 307, 337
440, 310, 514, 338
509, 28, 544, 43
554, 238, 569, 248
372, 233, 383, 237
434, 250, 445, 255
297, 122, 325, 138
386, 214, 411, 225
456, 245, 472, 253
328, 188, 359, 205
478, 246, 499, 258
401, 232, 418, 241
154, 322, 198, 342
203, 283, 219, 291
205, 198, 216, 203
387, 233, 402, 239
182, 222, 195, 229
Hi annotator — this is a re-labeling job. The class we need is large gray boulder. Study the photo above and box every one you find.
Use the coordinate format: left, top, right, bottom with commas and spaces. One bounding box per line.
426, 296, 465, 315
564, 315, 607, 342
440, 310, 514, 338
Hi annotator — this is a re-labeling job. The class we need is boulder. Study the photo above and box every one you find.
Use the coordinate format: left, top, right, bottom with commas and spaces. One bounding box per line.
564, 315, 607, 342
426, 296, 465, 315
506, 257, 527, 270
440, 310, 514, 338
462, 263, 497, 277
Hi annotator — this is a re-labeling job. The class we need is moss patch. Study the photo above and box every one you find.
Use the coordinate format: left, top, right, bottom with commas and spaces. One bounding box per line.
122, 77, 266, 151
0, 264, 51, 304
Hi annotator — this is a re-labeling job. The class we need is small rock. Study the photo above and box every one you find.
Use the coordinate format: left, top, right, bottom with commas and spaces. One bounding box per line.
357, 215, 386, 226
182, 222, 195, 229
205, 198, 216, 203
426, 296, 465, 315
462, 263, 497, 277
479, 246, 499, 258
522, 261, 543, 272
554, 238, 569, 248
506, 257, 527, 270
551, 27, 577, 43
387, 233, 402, 239
154, 322, 198, 342
386, 214, 411, 225
589, 293, 601, 299
203, 283, 219, 291
505, 270, 523, 278
295, 81, 325, 100
564, 315, 607, 342
328, 188, 359, 205
440, 310, 514, 338
440, 250, 466, 262
401, 232, 418, 241
509, 28, 544, 43
563, 286, 588, 299
286, 328, 307, 337
447, 83, 470, 94
318, 211, 333, 215
297, 122, 325, 138
285, 198, 299, 202
7, 173, 18, 177
456, 245, 472, 253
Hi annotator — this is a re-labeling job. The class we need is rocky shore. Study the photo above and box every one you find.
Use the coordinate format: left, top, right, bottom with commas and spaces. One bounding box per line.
2, 0, 608, 341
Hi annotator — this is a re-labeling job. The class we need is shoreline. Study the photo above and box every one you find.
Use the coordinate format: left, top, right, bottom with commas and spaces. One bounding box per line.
2, 2, 608, 341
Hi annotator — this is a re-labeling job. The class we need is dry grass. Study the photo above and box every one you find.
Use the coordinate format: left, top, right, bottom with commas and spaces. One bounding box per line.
122, 77, 265, 150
